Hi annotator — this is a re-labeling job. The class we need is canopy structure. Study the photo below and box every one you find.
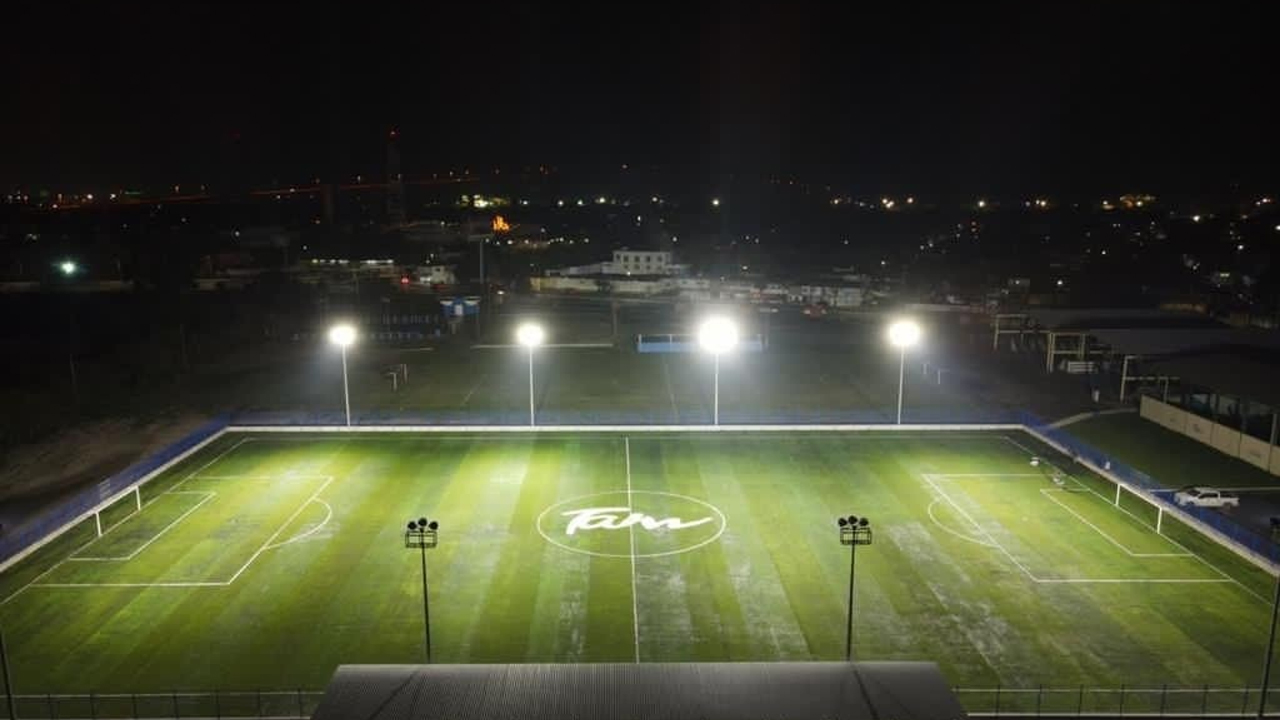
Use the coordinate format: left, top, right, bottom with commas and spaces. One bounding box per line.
312, 662, 967, 720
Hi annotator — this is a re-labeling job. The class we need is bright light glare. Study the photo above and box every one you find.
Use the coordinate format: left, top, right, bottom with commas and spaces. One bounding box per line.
59, 260, 78, 276
328, 324, 356, 347
887, 319, 922, 349
698, 317, 738, 354
516, 323, 545, 348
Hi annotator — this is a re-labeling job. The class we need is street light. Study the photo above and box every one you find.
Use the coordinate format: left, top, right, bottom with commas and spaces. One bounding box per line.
404, 517, 440, 663
59, 260, 78, 277
887, 319, 922, 425
837, 515, 873, 661
328, 323, 356, 427
516, 323, 545, 426
698, 317, 738, 425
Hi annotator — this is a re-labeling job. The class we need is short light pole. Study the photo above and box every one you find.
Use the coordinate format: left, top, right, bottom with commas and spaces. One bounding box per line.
887, 319, 922, 424
1258, 517, 1280, 718
698, 317, 739, 426
328, 324, 356, 426
516, 323, 545, 426
838, 514, 873, 661
404, 517, 439, 664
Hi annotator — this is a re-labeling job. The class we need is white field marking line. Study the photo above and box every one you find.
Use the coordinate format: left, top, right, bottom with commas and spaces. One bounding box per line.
625, 436, 640, 663
459, 371, 487, 407
221, 475, 336, 586
660, 355, 680, 423
22, 475, 335, 594
167, 436, 256, 493
1039, 489, 1190, 558
0, 477, 232, 604
264, 499, 334, 550
68, 492, 217, 562
227, 432, 1014, 442
32, 581, 226, 589
925, 499, 996, 548
999, 434, 1255, 596
923, 472, 1233, 586
921, 473, 1039, 582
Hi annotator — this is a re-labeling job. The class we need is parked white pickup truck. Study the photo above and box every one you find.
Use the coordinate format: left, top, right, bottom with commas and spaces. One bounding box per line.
1174, 486, 1240, 508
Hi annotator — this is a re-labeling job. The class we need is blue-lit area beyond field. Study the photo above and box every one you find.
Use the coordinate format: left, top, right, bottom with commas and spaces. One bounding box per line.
1, 430, 1275, 713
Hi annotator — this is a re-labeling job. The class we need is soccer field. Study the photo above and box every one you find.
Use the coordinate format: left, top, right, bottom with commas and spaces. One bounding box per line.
0, 430, 1274, 706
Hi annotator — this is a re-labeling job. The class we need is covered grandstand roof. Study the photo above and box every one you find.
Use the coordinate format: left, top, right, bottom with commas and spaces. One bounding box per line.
1146, 348, 1280, 407
1022, 308, 1223, 331
1088, 328, 1280, 355
312, 662, 967, 720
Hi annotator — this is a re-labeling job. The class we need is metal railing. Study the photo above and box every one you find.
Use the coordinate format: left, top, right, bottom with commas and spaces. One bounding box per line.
0, 690, 324, 720
957, 684, 1279, 717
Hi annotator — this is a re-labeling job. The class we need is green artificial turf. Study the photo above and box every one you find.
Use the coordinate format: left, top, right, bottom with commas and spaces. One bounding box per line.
1, 430, 1275, 715
1067, 412, 1280, 490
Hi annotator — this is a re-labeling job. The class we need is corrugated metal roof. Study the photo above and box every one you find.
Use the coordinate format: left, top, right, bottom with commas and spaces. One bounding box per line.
1089, 328, 1280, 355
1024, 308, 1221, 331
312, 662, 966, 720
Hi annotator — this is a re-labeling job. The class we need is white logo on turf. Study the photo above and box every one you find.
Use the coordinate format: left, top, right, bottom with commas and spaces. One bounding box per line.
537, 491, 727, 558
561, 506, 714, 535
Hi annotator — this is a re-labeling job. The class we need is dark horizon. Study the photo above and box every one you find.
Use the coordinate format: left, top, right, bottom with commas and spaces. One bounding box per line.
3, 2, 1277, 197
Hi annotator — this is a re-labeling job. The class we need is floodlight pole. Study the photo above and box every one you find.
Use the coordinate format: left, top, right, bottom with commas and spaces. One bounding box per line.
839, 516, 873, 662
713, 353, 721, 426
419, 541, 432, 664
527, 346, 536, 426
895, 345, 906, 425
340, 344, 351, 427
845, 540, 857, 661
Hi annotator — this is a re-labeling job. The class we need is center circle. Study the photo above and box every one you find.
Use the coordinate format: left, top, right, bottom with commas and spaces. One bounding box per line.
537, 491, 727, 558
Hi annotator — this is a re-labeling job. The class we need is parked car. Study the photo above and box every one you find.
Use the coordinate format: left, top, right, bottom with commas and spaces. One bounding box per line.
1174, 486, 1240, 508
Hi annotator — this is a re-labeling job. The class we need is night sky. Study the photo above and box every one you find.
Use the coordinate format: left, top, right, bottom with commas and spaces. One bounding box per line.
3, 2, 1276, 196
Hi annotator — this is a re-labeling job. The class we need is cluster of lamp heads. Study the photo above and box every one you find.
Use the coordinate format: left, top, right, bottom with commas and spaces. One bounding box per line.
326, 317, 921, 353
407, 517, 439, 531
837, 515, 870, 528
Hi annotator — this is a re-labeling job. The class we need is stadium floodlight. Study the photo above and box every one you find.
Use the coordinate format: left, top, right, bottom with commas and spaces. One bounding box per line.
1260, 518, 1280, 718
516, 323, 545, 426
404, 516, 440, 663
58, 260, 79, 277
328, 324, 357, 427
886, 319, 922, 425
837, 514, 873, 661
698, 317, 739, 426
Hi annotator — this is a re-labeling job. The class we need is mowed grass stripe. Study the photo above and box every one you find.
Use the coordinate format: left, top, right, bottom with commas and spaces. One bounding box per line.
1, 430, 1277, 696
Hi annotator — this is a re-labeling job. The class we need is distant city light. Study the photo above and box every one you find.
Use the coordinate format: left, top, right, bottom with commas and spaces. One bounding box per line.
59, 260, 78, 276
1056, 279, 1065, 287
1192, 214, 1202, 222
711, 198, 721, 207
977, 199, 987, 209
1237, 244, 1245, 251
